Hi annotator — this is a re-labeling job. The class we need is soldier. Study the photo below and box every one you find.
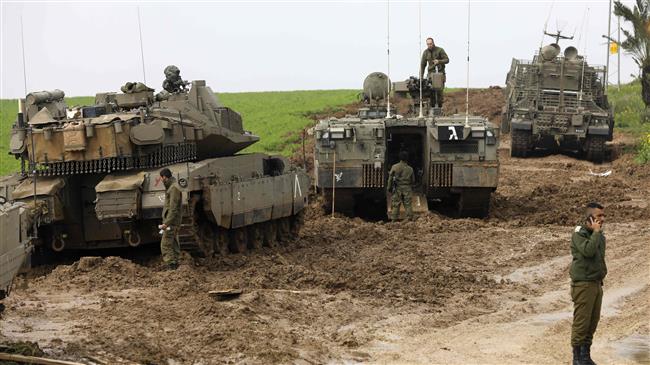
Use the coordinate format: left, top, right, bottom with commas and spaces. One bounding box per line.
420, 37, 449, 109
570, 202, 607, 365
159, 168, 183, 270
162, 65, 188, 94
388, 151, 415, 221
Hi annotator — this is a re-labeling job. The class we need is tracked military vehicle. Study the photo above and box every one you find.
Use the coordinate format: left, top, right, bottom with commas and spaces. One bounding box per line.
313, 72, 499, 218
0, 67, 309, 258
0, 199, 32, 310
503, 33, 614, 163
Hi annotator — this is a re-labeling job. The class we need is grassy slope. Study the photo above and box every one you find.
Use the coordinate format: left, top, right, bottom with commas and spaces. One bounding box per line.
0, 90, 358, 175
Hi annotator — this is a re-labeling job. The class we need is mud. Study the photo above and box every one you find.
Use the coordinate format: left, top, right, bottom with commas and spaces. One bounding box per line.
1, 89, 649, 364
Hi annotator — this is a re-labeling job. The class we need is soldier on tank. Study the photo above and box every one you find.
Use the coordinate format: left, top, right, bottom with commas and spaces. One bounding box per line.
419, 37, 449, 110
570, 202, 607, 365
162, 65, 188, 94
159, 168, 182, 270
388, 151, 415, 221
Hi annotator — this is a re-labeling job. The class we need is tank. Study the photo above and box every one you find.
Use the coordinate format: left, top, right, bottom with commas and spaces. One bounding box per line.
0, 199, 32, 309
0, 66, 309, 258
502, 37, 614, 163
313, 72, 500, 218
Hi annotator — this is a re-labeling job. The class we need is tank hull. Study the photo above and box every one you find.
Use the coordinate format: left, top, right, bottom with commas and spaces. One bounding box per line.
1, 154, 309, 255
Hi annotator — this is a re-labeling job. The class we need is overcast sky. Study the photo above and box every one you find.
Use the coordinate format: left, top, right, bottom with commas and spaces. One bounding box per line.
0, 0, 640, 98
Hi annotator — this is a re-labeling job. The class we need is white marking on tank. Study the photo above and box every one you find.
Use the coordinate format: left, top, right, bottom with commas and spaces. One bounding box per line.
448, 126, 459, 140
335, 172, 343, 182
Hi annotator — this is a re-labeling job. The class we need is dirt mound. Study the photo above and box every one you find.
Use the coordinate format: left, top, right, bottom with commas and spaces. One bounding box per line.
443, 87, 505, 126
491, 177, 650, 225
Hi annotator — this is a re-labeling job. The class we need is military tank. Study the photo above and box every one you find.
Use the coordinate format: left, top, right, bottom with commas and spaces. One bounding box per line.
313, 72, 499, 218
0, 66, 309, 258
502, 32, 614, 163
0, 199, 32, 311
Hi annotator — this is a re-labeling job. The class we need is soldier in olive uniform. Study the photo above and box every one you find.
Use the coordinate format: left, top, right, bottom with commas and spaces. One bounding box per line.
159, 168, 183, 270
388, 151, 415, 221
570, 202, 607, 365
420, 37, 449, 109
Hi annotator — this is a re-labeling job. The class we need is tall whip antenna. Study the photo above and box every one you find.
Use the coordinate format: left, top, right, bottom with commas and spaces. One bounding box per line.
418, 0, 423, 118
386, 0, 392, 119
540, 0, 555, 48
20, 14, 28, 95
465, 0, 471, 126
137, 6, 147, 85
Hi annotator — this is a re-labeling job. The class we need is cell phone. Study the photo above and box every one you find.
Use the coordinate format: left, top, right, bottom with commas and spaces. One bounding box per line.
586, 215, 595, 225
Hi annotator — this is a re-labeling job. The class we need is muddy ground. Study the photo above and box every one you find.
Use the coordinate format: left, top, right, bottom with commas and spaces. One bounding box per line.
1, 89, 649, 365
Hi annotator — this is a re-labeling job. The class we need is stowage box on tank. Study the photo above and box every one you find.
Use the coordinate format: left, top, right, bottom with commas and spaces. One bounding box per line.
502, 36, 614, 163
1, 67, 309, 258
313, 72, 499, 218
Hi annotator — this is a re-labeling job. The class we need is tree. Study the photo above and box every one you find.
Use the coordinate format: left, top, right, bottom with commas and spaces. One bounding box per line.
614, 0, 650, 111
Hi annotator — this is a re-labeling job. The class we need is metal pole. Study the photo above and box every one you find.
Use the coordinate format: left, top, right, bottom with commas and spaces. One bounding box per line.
386, 0, 392, 119
465, 0, 471, 126
605, 0, 612, 94
418, 0, 423, 118
617, 16, 621, 90
331, 149, 336, 218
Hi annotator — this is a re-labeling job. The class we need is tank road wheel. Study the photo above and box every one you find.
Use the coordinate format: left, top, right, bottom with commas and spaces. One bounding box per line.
263, 221, 279, 247
228, 228, 248, 254
511, 129, 532, 158
289, 211, 305, 240
247, 224, 264, 250
214, 227, 230, 256
277, 217, 292, 244
585, 135, 606, 164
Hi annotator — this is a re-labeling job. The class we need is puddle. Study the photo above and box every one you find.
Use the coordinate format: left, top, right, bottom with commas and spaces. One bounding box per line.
613, 334, 650, 364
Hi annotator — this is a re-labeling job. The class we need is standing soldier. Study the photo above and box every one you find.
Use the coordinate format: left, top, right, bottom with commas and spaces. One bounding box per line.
570, 202, 607, 365
388, 151, 415, 221
159, 168, 182, 270
420, 37, 449, 109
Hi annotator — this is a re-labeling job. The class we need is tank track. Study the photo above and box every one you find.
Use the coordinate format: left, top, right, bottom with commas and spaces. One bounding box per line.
455, 188, 491, 218
585, 135, 606, 164
511, 130, 532, 157
178, 194, 306, 258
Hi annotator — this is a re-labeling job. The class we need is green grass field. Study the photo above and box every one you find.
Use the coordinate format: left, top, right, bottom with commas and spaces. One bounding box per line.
0, 90, 358, 175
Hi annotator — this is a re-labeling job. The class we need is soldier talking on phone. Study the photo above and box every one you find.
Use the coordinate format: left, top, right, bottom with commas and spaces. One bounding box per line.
570, 202, 607, 365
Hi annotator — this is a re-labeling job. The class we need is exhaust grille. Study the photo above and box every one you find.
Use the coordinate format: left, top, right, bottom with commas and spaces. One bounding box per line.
362, 163, 384, 187
429, 163, 453, 187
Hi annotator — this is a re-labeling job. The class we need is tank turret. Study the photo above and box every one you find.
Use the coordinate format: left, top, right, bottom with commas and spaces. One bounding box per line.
11, 66, 259, 176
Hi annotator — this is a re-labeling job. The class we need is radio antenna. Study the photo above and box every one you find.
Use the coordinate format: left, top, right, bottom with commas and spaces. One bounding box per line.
418, 0, 424, 118
20, 14, 28, 95
465, 0, 471, 126
137, 6, 147, 85
540, 0, 555, 48
386, 0, 392, 119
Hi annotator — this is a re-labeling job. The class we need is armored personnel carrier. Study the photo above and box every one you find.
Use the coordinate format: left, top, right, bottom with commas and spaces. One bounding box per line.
503, 34, 614, 163
313, 72, 499, 218
0, 67, 309, 258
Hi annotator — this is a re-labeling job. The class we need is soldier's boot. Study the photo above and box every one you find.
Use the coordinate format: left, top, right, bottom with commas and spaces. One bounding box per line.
572, 346, 581, 365
166, 262, 178, 271
581, 345, 596, 365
